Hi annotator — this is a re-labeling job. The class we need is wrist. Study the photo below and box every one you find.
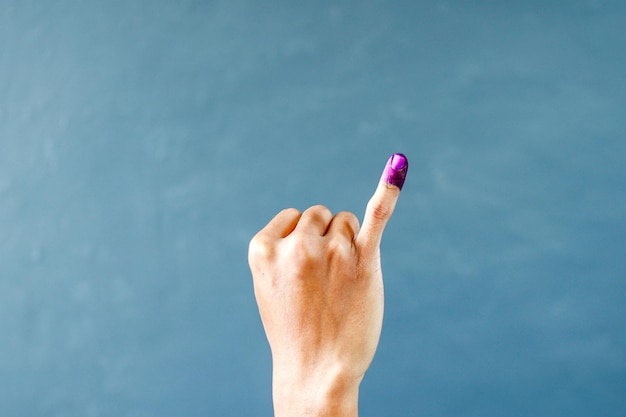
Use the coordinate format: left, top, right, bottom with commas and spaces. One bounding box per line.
272, 363, 361, 417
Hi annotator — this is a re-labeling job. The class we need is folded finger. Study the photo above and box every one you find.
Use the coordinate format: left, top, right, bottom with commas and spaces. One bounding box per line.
258, 207, 302, 239
325, 211, 360, 242
294, 205, 333, 236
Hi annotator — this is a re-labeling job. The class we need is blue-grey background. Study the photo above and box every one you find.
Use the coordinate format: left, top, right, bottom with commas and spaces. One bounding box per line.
1, 1, 625, 416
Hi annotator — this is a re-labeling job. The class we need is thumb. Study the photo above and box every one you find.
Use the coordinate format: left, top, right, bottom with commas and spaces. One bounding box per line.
357, 153, 408, 256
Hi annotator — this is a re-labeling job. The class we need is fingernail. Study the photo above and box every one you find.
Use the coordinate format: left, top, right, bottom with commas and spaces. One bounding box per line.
381, 153, 408, 190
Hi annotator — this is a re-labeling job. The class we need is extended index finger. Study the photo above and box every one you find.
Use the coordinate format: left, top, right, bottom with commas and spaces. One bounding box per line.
356, 153, 408, 255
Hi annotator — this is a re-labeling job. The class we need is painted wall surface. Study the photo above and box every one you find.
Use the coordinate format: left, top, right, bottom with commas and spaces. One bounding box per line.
1, 1, 625, 416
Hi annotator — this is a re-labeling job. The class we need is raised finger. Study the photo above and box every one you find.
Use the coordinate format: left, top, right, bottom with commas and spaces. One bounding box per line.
356, 153, 408, 257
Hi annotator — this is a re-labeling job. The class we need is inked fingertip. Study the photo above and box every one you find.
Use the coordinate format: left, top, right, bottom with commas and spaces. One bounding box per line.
382, 153, 408, 190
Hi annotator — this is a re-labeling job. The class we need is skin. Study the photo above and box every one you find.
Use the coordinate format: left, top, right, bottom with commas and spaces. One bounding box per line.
248, 154, 407, 417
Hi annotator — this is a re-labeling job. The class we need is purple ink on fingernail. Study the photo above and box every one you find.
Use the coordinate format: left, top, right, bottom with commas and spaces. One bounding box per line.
381, 153, 408, 190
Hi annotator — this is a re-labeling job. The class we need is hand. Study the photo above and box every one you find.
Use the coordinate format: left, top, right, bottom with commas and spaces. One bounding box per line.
248, 154, 408, 417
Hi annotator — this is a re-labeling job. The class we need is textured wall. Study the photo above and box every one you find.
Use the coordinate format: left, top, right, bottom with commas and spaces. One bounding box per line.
1, 1, 625, 416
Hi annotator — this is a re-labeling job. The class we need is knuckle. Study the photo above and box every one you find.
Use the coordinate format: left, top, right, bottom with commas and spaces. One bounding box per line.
335, 211, 357, 222
284, 236, 333, 276
336, 211, 359, 229
281, 207, 301, 217
306, 204, 332, 218
248, 233, 275, 262
310, 204, 330, 212
287, 237, 317, 265
327, 238, 350, 261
